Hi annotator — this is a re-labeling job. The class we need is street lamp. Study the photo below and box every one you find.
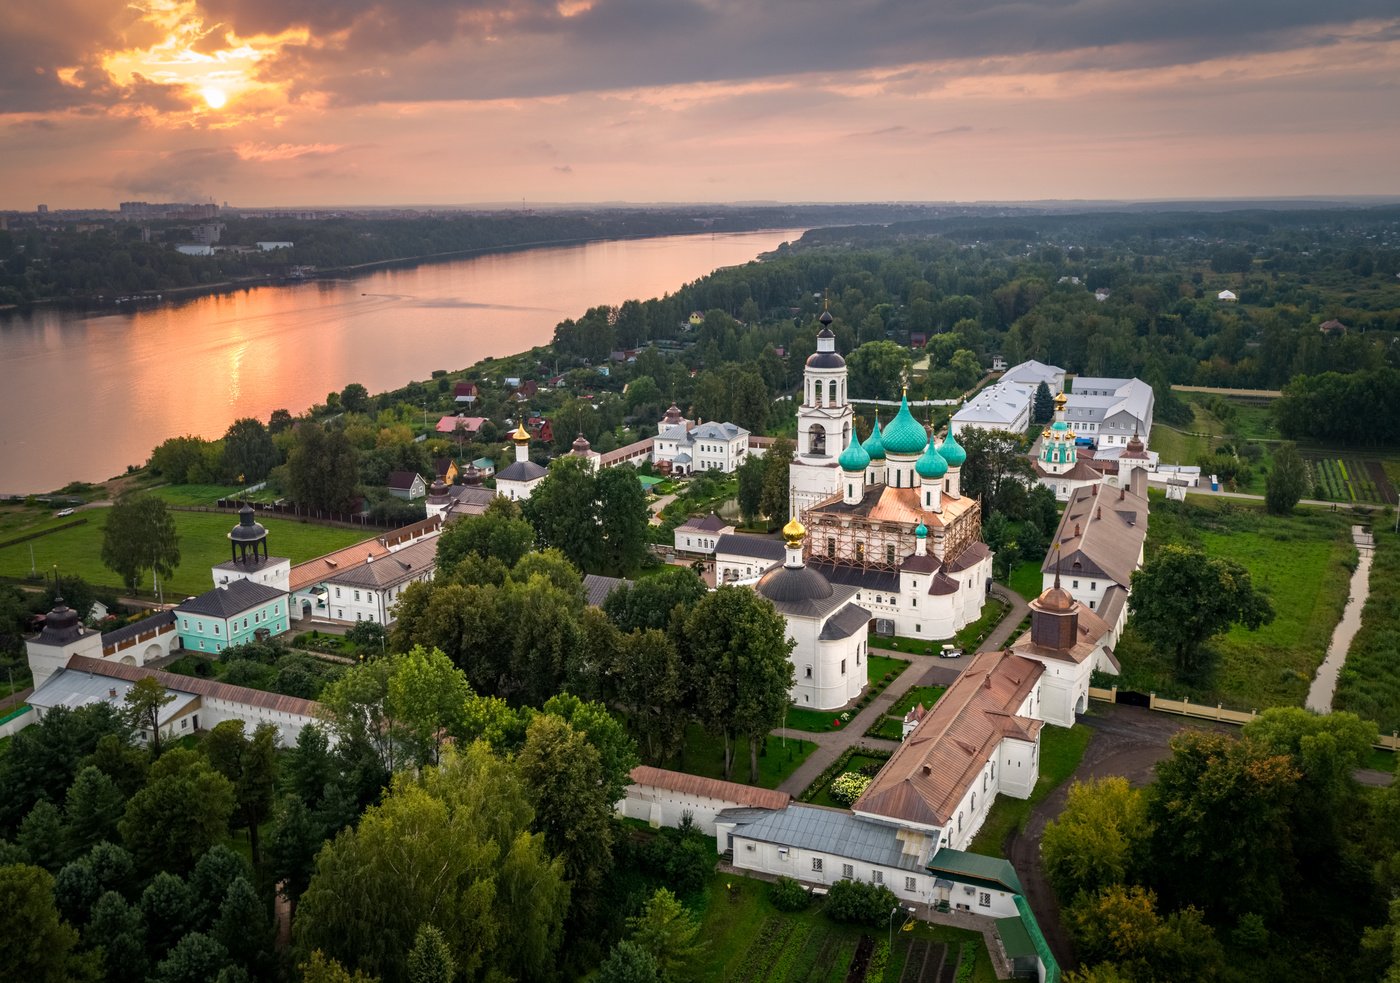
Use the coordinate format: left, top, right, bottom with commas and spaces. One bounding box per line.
888, 905, 901, 949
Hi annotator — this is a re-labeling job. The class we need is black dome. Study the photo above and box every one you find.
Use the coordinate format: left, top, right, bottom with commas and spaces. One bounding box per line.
805, 351, 847, 369
819, 310, 833, 325
756, 564, 834, 605
229, 504, 268, 543
37, 598, 84, 645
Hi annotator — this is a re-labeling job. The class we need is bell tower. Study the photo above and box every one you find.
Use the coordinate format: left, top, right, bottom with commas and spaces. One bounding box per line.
790, 311, 855, 517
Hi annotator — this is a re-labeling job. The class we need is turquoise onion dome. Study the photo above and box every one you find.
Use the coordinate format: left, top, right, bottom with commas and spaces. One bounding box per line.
938, 428, 967, 467
862, 418, 886, 461
915, 522, 928, 538
1050, 420, 1069, 432
916, 439, 948, 479
839, 428, 871, 472
881, 390, 928, 456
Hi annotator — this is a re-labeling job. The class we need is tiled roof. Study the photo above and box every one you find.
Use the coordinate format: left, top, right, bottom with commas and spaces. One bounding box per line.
177, 580, 285, 619
1011, 599, 1114, 666
1041, 483, 1148, 589
809, 485, 976, 531
290, 520, 442, 592
734, 805, 937, 873
628, 766, 790, 810
325, 538, 439, 590
63, 655, 319, 717
853, 650, 1043, 828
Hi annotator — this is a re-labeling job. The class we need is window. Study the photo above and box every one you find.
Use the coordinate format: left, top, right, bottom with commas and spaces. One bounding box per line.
214, 624, 220, 635
842, 863, 854, 879
197, 621, 204, 632
912, 598, 917, 608
1073, 580, 1079, 589
886, 544, 895, 565
978, 892, 992, 908
354, 590, 361, 602
335, 588, 341, 598
915, 624, 921, 633
827, 538, 835, 558
982, 773, 987, 792
872, 870, 883, 885
972, 792, 977, 811
181, 619, 188, 630
841, 659, 847, 675
906, 876, 917, 891
805, 666, 813, 678
812, 858, 823, 873
957, 812, 963, 832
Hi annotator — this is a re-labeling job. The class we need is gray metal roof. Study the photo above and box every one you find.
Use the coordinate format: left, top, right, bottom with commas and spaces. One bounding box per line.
689, 421, 749, 441
177, 579, 285, 619
715, 533, 786, 562
734, 805, 936, 872
100, 610, 176, 648
820, 603, 872, 640
583, 574, 630, 608
496, 459, 548, 483
29, 668, 198, 727
952, 384, 1027, 427
325, 538, 439, 590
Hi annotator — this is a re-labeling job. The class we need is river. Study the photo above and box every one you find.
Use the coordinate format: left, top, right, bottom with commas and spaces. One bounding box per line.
0, 229, 803, 494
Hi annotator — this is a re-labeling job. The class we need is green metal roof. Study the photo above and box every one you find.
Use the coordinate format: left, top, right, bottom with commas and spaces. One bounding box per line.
839, 428, 871, 472
925, 848, 1025, 895
862, 417, 886, 460
937, 428, 967, 467
882, 393, 928, 456
916, 441, 948, 479
995, 917, 1036, 960
1015, 894, 1061, 983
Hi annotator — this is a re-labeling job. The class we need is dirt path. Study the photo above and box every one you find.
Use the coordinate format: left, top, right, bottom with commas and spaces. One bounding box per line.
1306, 526, 1375, 712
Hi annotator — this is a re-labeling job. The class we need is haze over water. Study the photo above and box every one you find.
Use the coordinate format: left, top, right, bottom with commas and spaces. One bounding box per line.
0, 229, 802, 494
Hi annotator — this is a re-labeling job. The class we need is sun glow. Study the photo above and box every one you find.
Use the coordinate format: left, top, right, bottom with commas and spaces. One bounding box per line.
201, 85, 227, 109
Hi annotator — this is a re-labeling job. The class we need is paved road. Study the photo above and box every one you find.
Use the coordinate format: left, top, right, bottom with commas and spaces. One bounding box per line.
1306, 526, 1375, 712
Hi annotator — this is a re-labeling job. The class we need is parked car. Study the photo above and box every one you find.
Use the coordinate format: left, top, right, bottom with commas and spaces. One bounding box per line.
54, 508, 75, 517
939, 645, 962, 659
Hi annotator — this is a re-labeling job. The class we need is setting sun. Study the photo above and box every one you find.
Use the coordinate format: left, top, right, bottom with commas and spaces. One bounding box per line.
201, 85, 227, 109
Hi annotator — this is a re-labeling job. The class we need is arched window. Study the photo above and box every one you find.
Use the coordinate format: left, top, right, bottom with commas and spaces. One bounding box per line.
810, 424, 826, 455
972, 792, 976, 811
827, 379, 837, 404
957, 812, 963, 833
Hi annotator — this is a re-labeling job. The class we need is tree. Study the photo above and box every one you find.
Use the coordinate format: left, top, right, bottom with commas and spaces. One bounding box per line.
119, 750, 236, 874
17, 800, 67, 871
269, 795, 321, 911
847, 341, 910, 397
627, 887, 705, 982
0, 702, 131, 832
101, 492, 181, 594
516, 713, 615, 900
434, 505, 534, 574
86, 889, 148, 983
204, 721, 279, 869
1129, 545, 1275, 674
222, 418, 278, 484
956, 428, 1034, 520
676, 586, 794, 781
406, 924, 455, 983
153, 931, 228, 983
1033, 381, 1055, 424
597, 940, 660, 983
597, 465, 650, 575
0, 863, 94, 982
615, 629, 689, 763
1041, 777, 1150, 902
759, 437, 794, 524
214, 876, 272, 977
339, 383, 371, 414
524, 455, 604, 573
122, 676, 176, 757
1068, 885, 1223, 982
603, 566, 707, 634
1265, 442, 1308, 515
285, 424, 361, 513
949, 349, 983, 390
268, 409, 294, 434
386, 646, 471, 766
62, 765, 126, 856
293, 745, 567, 983
736, 455, 766, 526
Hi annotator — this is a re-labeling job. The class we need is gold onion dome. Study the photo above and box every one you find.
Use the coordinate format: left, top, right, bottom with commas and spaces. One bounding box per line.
782, 517, 807, 547
511, 423, 531, 443
1054, 391, 1068, 407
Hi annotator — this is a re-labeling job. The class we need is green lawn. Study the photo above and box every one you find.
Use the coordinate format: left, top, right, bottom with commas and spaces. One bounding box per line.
692, 872, 1000, 983
665, 723, 817, 790
0, 508, 368, 598
1005, 558, 1044, 603
783, 706, 851, 734
865, 686, 947, 740
870, 600, 1007, 657
148, 483, 244, 505
1116, 497, 1354, 710
867, 654, 907, 684
968, 723, 1092, 858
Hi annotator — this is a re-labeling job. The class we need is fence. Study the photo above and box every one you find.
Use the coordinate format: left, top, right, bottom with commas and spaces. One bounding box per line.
1087, 686, 1400, 753
194, 500, 403, 529
0, 705, 34, 739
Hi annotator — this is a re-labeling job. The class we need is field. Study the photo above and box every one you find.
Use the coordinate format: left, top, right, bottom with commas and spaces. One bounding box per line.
0, 505, 367, 598
148, 483, 246, 506
1335, 524, 1400, 732
967, 723, 1092, 858
1304, 454, 1397, 505
865, 686, 947, 741
664, 723, 817, 790
692, 872, 998, 983
1116, 497, 1354, 710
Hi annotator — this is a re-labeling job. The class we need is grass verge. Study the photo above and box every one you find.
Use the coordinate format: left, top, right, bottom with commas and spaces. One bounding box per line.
666, 723, 817, 790
968, 723, 1092, 858
864, 686, 947, 741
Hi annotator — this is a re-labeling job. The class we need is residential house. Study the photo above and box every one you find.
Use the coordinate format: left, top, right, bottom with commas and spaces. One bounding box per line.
387, 471, 427, 501
433, 458, 459, 485
176, 580, 289, 655
321, 537, 438, 625
290, 518, 442, 622
436, 415, 487, 436
453, 381, 478, 405
673, 513, 734, 556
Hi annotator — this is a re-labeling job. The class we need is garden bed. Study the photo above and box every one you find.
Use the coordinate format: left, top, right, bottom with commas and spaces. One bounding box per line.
863, 685, 947, 741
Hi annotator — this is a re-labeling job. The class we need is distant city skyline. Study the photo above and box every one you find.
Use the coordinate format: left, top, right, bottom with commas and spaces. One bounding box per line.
2, 0, 1397, 210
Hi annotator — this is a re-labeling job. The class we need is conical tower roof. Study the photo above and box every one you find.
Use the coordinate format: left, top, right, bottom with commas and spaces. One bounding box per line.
839, 427, 871, 473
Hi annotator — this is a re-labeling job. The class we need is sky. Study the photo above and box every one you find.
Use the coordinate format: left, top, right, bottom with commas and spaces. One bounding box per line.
2, 0, 1398, 209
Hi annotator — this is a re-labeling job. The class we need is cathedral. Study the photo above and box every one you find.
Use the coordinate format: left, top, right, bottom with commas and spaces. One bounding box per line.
787, 319, 994, 641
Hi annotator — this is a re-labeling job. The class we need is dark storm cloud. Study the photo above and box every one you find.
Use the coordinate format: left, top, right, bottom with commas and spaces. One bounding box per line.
230, 0, 1400, 105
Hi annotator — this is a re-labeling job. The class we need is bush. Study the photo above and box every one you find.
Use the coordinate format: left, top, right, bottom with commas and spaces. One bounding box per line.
825, 879, 900, 926
828, 772, 872, 806
770, 876, 810, 912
